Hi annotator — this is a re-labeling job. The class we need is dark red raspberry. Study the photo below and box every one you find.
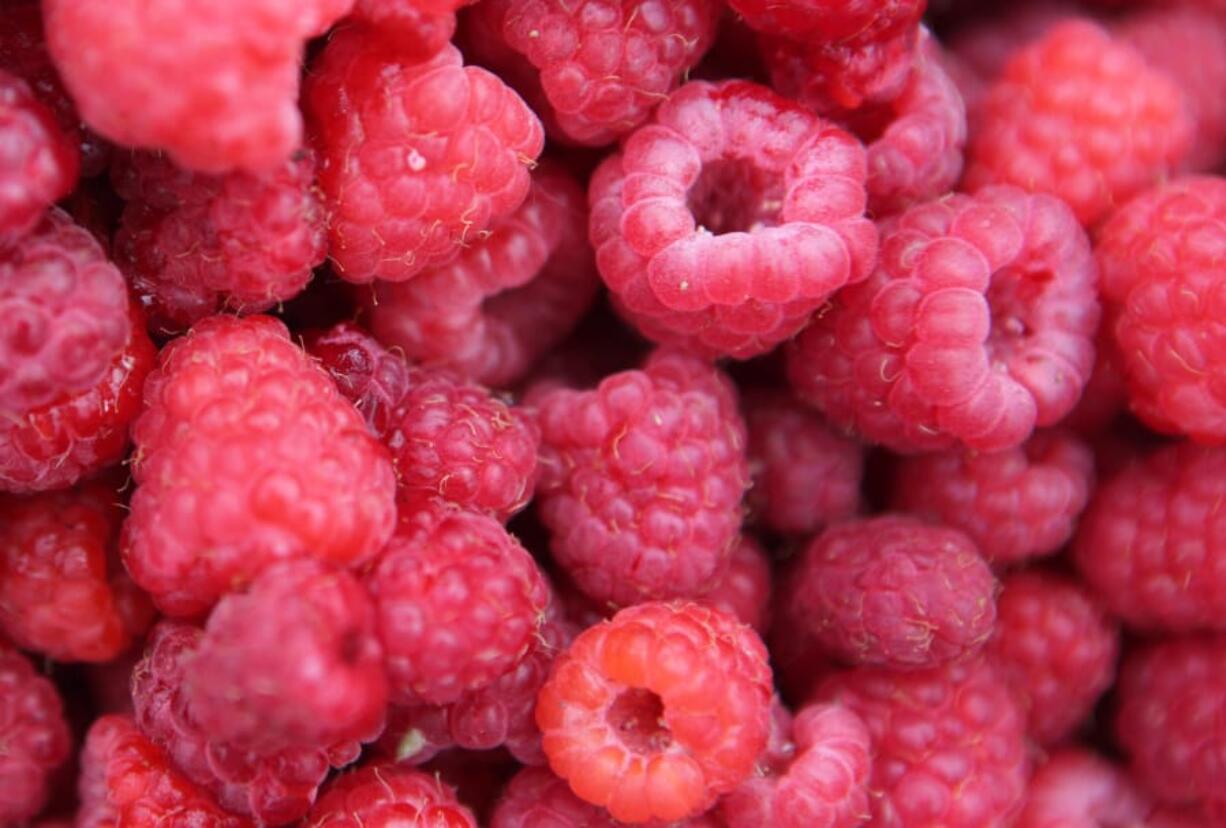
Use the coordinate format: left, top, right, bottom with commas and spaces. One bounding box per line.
1073, 443, 1226, 632
1016, 748, 1152, 828
349, 0, 465, 60
42, 0, 353, 172
745, 391, 863, 537
536, 601, 773, 823
122, 315, 398, 618
0, 480, 153, 663
588, 79, 877, 359
307, 763, 476, 826
366, 165, 599, 388
534, 349, 749, 606
304, 29, 544, 283
111, 150, 326, 335
782, 515, 997, 669
988, 570, 1119, 746
892, 429, 1094, 566
814, 658, 1029, 827
787, 186, 1099, 453
963, 19, 1192, 227
0, 646, 71, 824
0, 69, 77, 241
1, 208, 130, 417
699, 534, 772, 633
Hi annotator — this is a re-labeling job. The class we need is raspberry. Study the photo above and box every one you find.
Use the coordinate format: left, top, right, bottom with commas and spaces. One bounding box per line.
744, 391, 863, 537
720, 703, 871, 828
892, 429, 1094, 566
42, 0, 353, 173
699, 534, 772, 633
0, 646, 71, 824
122, 315, 398, 618
1016, 748, 1152, 828
365, 499, 550, 705
536, 601, 773, 823
963, 20, 1193, 227
987, 570, 1119, 746
111, 150, 326, 335
813, 658, 1029, 827
1, 208, 130, 417
0, 70, 77, 242
534, 349, 749, 606
587, 79, 877, 359
349, 0, 464, 60
1073, 442, 1226, 631
307, 763, 477, 827
1094, 175, 1226, 442
729, 0, 924, 46
304, 30, 544, 283
0, 480, 153, 663
366, 165, 599, 388
781, 515, 997, 669
786, 186, 1099, 453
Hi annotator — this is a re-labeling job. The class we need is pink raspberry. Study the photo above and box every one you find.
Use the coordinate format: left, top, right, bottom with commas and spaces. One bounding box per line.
963, 20, 1193, 227
536, 601, 774, 823
987, 570, 1119, 746
745, 391, 863, 537
892, 429, 1094, 566
0, 646, 71, 825
42, 0, 353, 173
304, 29, 544, 283
699, 534, 772, 633
1016, 748, 1152, 828
781, 515, 997, 669
307, 763, 476, 826
814, 658, 1029, 827
588, 79, 877, 359
534, 349, 749, 606
122, 315, 398, 618
0, 69, 77, 241
111, 150, 326, 334
787, 186, 1099, 453
366, 165, 599, 388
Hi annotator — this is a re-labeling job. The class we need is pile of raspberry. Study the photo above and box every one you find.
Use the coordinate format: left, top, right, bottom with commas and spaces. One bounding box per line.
5, 0, 1226, 824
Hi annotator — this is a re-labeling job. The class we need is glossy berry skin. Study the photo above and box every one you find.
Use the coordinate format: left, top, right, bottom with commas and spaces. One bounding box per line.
0, 69, 77, 241
0, 647, 71, 825
304, 30, 544, 283
782, 515, 997, 669
699, 534, 772, 633
814, 658, 1029, 828
42, 0, 353, 173
787, 186, 1099, 454
1015, 748, 1152, 828
892, 430, 1094, 566
588, 79, 877, 359
536, 601, 774, 823
306, 763, 477, 827
534, 349, 749, 607
122, 315, 398, 618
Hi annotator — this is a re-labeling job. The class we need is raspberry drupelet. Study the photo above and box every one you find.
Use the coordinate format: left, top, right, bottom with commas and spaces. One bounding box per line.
0, 646, 72, 825
534, 349, 749, 607
536, 601, 774, 823
1015, 748, 1153, 828
306, 763, 477, 827
304, 29, 544, 284
0, 69, 77, 242
588, 79, 877, 359
787, 185, 1099, 453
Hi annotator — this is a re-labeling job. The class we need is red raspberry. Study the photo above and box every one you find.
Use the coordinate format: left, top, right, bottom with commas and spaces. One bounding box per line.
304, 30, 544, 284
42, 0, 353, 173
1073, 442, 1226, 631
781, 515, 997, 669
307, 763, 476, 827
1095, 175, 1226, 442
786, 186, 1099, 453
366, 499, 550, 705
814, 658, 1029, 827
729, 0, 923, 46
1, 208, 130, 417
536, 601, 774, 823
349, 0, 465, 60
1016, 748, 1152, 828
892, 430, 1094, 566
987, 570, 1119, 746
720, 703, 871, 828
963, 20, 1193, 227
366, 165, 599, 388
534, 349, 749, 606
745, 391, 863, 537
0, 646, 71, 824
0, 481, 153, 662
122, 315, 398, 618
699, 534, 772, 633
111, 150, 326, 334
0, 69, 77, 241
587, 80, 877, 359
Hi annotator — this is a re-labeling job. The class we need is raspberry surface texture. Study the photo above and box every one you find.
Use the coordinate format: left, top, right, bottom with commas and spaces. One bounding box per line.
1015, 748, 1152, 828
306, 763, 477, 827
0, 646, 71, 824
588, 79, 877, 359
350, 0, 463, 60
0, 68, 77, 241
699, 534, 772, 633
